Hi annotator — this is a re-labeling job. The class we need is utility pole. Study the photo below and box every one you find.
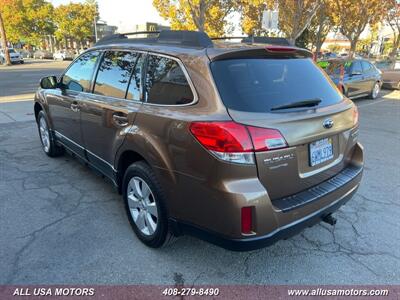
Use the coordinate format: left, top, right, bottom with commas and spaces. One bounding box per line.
94, 16, 98, 42
0, 11, 11, 66
94, 5, 98, 43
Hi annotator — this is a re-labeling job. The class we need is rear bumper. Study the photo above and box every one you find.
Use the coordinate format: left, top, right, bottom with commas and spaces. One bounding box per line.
382, 81, 399, 90
176, 182, 359, 251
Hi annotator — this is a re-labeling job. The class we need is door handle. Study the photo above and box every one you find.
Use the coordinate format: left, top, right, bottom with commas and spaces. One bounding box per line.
71, 101, 80, 112
112, 114, 129, 127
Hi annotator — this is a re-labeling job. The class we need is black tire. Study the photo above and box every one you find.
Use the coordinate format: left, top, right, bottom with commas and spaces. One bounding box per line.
339, 85, 345, 95
369, 81, 380, 99
37, 110, 64, 157
122, 161, 170, 248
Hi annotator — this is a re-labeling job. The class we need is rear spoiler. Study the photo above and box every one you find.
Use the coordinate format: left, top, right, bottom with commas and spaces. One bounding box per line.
208, 46, 313, 62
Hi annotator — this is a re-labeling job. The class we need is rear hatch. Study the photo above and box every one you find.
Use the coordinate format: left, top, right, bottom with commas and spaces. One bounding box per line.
210, 49, 357, 200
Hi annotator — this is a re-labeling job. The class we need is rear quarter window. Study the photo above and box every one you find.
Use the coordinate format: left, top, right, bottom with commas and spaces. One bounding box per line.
144, 55, 194, 105
211, 58, 343, 112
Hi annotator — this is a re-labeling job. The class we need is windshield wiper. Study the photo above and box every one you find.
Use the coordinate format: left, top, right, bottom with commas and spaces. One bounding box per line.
270, 98, 322, 111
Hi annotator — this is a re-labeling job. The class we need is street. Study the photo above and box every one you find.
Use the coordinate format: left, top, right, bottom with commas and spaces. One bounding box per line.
0, 60, 399, 285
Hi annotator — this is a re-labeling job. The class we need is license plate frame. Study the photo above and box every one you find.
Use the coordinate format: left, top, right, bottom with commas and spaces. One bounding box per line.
309, 137, 334, 167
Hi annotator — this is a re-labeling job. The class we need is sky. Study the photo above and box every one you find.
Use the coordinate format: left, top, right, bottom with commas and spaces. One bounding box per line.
51, 0, 169, 32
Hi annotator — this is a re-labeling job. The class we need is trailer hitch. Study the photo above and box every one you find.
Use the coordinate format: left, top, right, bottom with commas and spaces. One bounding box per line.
322, 213, 337, 226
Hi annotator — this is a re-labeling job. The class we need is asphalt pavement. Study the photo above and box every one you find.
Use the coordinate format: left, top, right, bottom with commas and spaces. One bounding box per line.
0, 60, 399, 285
0, 59, 69, 100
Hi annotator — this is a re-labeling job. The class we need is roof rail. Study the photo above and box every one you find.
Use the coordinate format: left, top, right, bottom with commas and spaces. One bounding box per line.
95, 30, 213, 48
95, 31, 292, 49
95, 31, 160, 45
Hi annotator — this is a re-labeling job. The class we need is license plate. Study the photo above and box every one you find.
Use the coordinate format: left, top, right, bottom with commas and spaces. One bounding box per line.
309, 138, 334, 167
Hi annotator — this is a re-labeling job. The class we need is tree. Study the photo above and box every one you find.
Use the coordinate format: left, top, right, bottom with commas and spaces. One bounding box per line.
327, 43, 342, 53
54, 1, 97, 48
356, 24, 379, 56
152, 0, 235, 37
330, 0, 389, 58
0, 0, 54, 45
277, 0, 323, 45
295, 28, 311, 48
308, 1, 335, 53
238, 0, 322, 44
239, 0, 271, 36
0, 11, 11, 65
384, 0, 400, 59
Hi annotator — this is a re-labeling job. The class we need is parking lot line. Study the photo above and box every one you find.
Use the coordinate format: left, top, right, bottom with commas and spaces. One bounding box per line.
357, 99, 387, 108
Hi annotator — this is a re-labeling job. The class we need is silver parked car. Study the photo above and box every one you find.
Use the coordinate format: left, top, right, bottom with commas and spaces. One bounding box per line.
0, 48, 24, 64
33, 50, 54, 60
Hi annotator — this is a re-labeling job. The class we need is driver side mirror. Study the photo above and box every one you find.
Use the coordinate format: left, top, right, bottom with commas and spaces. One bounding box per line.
40, 76, 58, 89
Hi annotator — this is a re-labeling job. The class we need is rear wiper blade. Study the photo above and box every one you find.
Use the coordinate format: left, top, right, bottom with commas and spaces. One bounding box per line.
270, 99, 322, 111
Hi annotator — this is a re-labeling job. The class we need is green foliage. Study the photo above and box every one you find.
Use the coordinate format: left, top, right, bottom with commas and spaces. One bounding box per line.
238, 0, 323, 44
0, 0, 55, 44
54, 1, 97, 43
152, 0, 235, 37
0, 0, 97, 47
330, 0, 390, 56
327, 44, 342, 53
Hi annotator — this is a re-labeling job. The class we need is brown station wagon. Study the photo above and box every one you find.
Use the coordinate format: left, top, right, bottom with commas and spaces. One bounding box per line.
34, 31, 364, 251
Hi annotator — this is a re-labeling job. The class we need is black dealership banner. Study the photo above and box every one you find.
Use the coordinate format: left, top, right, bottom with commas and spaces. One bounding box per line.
0, 285, 399, 300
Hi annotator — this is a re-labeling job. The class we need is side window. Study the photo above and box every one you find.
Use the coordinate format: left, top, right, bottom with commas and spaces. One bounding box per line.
62, 51, 99, 92
144, 55, 194, 105
351, 61, 362, 74
94, 51, 138, 99
126, 54, 144, 101
361, 61, 372, 73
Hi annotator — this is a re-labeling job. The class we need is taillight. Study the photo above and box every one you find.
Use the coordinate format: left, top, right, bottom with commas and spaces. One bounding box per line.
189, 122, 253, 153
189, 121, 288, 164
189, 122, 254, 164
353, 105, 359, 125
247, 126, 287, 151
241, 207, 253, 234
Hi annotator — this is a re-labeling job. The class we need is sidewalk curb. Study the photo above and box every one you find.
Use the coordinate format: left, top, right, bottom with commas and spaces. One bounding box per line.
0, 94, 34, 103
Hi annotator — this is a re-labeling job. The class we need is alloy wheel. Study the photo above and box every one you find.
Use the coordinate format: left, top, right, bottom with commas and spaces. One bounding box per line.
127, 177, 159, 236
39, 117, 50, 153
372, 83, 380, 99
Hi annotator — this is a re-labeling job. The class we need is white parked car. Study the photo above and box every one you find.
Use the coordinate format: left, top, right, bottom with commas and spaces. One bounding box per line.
0, 48, 24, 64
53, 50, 74, 61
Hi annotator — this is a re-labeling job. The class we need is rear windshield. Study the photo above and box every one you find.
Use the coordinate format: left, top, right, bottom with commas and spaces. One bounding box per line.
211, 58, 342, 112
